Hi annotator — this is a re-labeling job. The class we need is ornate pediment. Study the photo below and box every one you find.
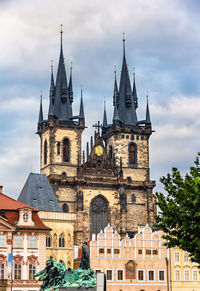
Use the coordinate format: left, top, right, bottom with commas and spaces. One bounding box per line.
78, 132, 121, 177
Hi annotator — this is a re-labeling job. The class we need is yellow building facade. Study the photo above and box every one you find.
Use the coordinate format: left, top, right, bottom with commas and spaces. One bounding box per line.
38, 211, 75, 267
170, 248, 200, 291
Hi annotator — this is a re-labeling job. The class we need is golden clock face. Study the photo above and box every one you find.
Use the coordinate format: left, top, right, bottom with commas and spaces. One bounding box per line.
95, 145, 104, 156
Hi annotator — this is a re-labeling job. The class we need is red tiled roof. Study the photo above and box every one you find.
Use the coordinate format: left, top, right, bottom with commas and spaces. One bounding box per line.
0, 192, 37, 211
5, 210, 51, 230
0, 192, 50, 231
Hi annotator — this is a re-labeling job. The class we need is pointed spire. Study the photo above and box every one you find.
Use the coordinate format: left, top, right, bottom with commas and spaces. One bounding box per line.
38, 91, 44, 123
68, 63, 73, 104
90, 136, 93, 151
103, 99, 107, 127
79, 87, 85, 118
113, 68, 119, 107
133, 68, 138, 109
86, 142, 89, 160
48, 60, 55, 116
117, 34, 137, 125
113, 97, 120, 124
145, 93, 151, 124
54, 25, 69, 120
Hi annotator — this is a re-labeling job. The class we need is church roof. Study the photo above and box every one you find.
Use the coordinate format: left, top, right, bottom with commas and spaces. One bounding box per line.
18, 173, 62, 212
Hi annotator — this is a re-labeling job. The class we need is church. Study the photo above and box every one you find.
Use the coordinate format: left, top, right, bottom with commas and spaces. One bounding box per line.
19, 27, 156, 248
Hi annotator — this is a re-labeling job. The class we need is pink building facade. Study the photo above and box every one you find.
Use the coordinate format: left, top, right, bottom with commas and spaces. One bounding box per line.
0, 190, 50, 291
90, 225, 169, 291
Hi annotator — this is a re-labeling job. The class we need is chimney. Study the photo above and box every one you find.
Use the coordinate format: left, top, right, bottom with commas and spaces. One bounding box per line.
0, 186, 3, 192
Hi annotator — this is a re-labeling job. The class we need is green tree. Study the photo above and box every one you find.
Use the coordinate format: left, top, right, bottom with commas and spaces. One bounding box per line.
155, 153, 200, 264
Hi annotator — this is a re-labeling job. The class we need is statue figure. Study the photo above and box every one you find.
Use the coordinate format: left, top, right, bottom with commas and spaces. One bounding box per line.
80, 241, 90, 270
34, 251, 95, 290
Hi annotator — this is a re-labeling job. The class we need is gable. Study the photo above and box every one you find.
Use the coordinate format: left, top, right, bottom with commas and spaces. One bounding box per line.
0, 217, 15, 231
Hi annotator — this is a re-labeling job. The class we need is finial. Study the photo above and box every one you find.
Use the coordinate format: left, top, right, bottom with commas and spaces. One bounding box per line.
104, 97, 106, 106
51, 60, 53, 68
133, 67, 135, 76
70, 61, 72, 70
114, 65, 116, 73
123, 32, 125, 42
40, 90, 42, 98
60, 24, 63, 34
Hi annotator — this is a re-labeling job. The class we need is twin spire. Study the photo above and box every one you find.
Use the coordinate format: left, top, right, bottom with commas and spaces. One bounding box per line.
38, 25, 85, 126
103, 35, 151, 128
38, 29, 151, 130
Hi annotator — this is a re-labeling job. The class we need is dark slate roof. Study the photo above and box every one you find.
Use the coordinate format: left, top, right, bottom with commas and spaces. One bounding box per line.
18, 173, 62, 212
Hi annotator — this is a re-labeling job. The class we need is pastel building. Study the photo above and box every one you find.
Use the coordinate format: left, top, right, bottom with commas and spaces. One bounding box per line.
0, 187, 50, 291
90, 225, 169, 291
18, 173, 76, 267
170, 248, 200, 291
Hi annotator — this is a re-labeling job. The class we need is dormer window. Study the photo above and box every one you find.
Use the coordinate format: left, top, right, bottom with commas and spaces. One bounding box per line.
23, 213, 28, 221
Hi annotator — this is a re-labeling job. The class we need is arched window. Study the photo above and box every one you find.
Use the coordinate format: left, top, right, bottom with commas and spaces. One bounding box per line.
131, 194, 136, 203
62, 203, 69, 213
109, 145, 113, 159
129, 143, 136, 165
59, 233, 65, 248
63, 138, 70, 162
62, 172, 67, 179
44, 140, 47, 165
46, 234, 51, 247
90, 195, 109, 235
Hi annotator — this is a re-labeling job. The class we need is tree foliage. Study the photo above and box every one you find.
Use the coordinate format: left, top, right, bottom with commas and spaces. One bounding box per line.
155, 153, 200, 265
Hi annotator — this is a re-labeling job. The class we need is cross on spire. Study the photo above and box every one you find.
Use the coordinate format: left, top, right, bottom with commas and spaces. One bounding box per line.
93, 121, 102, 133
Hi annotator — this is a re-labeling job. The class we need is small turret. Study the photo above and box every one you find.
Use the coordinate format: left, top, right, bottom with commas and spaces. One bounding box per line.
38, 92, 43, 124
145, 94, 151, 126
102, 100, 107, 128
79, 88, 85, 127
113, 97, 120, 125
113, 69, 119, 107
48, 61, 55, 117
133, 69, 138, 109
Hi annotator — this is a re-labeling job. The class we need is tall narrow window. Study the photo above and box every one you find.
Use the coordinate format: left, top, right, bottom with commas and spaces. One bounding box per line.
184, 269, 190, 281
63, 138, 70, 162
14, 264, 22, 280
0, 263, 4, 279
129, 143, 136, 165
59, 233, 65, 248
29, 236, 37, 249
13, 236, 23, 248
175, 269, 180, 281
0, 235, 5, 247
46, 235, 51, 247
29, 264, 36, 280
193, 270, 198, 281
109, 145, 113, 159
44, 140, 47, 165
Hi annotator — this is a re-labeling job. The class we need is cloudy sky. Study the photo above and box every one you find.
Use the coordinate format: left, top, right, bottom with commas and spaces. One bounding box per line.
0, 0, 200, 199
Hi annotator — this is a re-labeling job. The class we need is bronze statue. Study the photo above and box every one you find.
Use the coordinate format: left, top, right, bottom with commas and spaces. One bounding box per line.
34, 242, 95, 290
80, 241, 90, 270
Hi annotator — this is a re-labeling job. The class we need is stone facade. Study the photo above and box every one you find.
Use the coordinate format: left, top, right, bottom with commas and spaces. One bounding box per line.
37, 33, 156, 247
90, 225, 169, 291
38, 211, 75, 267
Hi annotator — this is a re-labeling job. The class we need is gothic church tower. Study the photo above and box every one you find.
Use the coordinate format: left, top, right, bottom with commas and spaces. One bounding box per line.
37, 31, 156, 247
37, 27, 85, 179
